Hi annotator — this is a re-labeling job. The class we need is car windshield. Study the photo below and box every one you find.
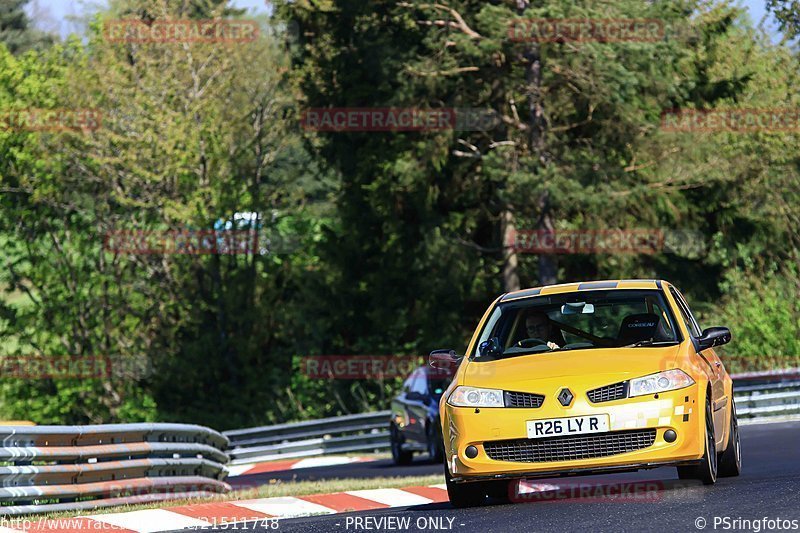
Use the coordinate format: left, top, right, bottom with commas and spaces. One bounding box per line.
472, 290, 681, 360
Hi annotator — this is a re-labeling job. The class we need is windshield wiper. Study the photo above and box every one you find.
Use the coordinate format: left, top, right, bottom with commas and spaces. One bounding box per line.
623, 340, 680, 348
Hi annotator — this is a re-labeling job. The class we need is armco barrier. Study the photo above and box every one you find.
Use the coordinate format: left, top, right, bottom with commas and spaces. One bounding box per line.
225, 412, 390, 464
0, 423, 230, 516
225, 370, 800, 464
732, 368, 800, 418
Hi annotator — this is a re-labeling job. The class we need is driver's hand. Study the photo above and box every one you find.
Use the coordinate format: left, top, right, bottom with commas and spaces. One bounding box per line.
547, 341, 560, 350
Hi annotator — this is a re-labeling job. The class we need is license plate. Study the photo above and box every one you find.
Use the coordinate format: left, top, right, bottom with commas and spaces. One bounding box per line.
526, 414, 609, 439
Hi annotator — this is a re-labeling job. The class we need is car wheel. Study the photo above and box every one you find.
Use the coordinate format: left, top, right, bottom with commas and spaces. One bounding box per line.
390, 425, 413, 466
445, 461, 492, 508
676, 396, 717, 484
718, 399, 742, 477
427, 422, 444, 463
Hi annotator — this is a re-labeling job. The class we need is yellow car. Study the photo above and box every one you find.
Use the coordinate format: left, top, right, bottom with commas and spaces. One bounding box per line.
429, 279, 741, 507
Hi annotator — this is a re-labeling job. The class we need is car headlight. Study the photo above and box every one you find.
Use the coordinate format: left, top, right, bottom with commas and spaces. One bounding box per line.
628, 369, 694, 397
447, 386, 504, 407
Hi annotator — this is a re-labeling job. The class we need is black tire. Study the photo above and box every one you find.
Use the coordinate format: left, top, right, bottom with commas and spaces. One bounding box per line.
427, 422, 444, 463
676, 396, 717, 484
718, 399, 742, 477
390, 425, 413, 466
444, 462, 487, 508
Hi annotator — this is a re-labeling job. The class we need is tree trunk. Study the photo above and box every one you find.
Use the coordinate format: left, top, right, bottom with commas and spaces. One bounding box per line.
502, 209, 521, 291
525, 34, 557, 286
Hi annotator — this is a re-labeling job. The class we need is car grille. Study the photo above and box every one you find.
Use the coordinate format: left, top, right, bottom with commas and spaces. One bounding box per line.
587, 382, 627, 403
504, 391, 545, 408
484, 429, 656, 463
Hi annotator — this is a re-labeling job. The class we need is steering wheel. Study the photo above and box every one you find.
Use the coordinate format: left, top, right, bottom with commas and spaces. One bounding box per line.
517, 338, 547, 348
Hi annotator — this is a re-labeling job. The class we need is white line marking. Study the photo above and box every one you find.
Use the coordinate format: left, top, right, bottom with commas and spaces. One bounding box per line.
345, 488, 433, 507
291, 457, 360, 469
87, 509, 211, 533
227, 464, 257, 477
234, 497, 335, 518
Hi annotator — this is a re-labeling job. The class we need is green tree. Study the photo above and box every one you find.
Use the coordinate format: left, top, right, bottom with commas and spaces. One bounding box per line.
0, 0, 53, 54
0, 0, 333, 427
766, 0, 800, 38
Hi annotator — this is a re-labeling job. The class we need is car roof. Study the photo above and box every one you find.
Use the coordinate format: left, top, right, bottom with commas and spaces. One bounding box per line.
499, 279, 667, 302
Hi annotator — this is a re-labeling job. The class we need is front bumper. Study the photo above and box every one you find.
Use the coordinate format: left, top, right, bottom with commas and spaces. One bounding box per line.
443, 385, 704, 481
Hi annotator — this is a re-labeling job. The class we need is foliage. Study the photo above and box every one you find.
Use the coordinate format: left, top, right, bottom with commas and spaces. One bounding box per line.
0, 0, 798, 426
0, 0, 53, 54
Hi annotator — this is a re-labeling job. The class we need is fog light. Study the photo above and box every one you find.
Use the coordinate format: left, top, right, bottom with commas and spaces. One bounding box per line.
465, 445, 478, 459
664, 429, 677, 443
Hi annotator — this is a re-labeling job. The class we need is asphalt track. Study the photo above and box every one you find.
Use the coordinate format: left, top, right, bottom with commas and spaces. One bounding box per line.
228, 456, 441, 488
207, 420, 800, 533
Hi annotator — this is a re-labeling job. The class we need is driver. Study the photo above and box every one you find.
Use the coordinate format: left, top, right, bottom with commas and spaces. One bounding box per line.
524, 311, 562, 350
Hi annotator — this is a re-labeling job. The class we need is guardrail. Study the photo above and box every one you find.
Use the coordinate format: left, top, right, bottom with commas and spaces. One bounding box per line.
225, 412, 390, 464
0, 423, 230, 516
732, 369, 800, 418
225, 370, 800, 464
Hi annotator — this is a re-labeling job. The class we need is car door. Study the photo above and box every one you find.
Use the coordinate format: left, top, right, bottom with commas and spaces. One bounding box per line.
671, 287, 727, 444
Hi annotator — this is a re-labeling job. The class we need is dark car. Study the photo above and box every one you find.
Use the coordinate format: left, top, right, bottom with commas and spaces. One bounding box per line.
389, 365, 454, 465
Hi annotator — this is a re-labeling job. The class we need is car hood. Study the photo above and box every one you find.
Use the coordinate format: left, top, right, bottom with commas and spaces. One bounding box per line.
462, 345, 681, 389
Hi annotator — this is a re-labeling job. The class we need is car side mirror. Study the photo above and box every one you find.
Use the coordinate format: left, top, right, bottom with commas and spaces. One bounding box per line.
697, 326, 731, 350
478, 337, 503, 358
429, 349, 462, 369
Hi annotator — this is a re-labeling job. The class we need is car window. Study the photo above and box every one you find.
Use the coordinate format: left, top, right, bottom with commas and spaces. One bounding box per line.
473, 306, 502, 356
670, 288, 702, 337
411, 368, 428, 395
676, 289, 703, 335
402, 371, 417, 393
471, 289, 681, 360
